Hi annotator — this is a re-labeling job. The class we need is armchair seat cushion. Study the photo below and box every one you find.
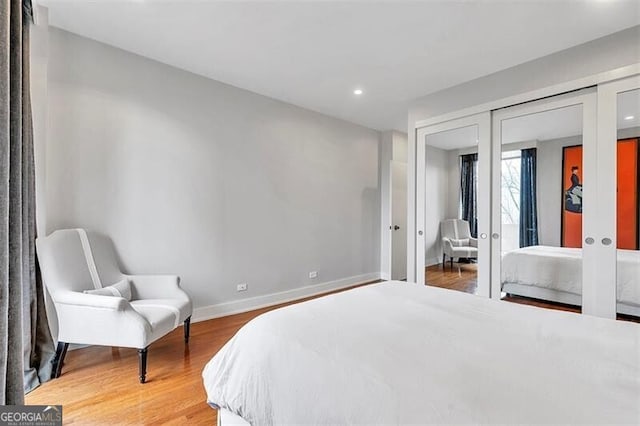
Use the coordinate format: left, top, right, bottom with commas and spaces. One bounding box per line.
449, 246, 478, 259
130, 298, 192, 329
450, 238, 470, 247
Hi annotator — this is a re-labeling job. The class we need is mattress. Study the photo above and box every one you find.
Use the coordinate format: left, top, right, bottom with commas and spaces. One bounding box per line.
501, 245, 640, 307
202, 282, 640, 424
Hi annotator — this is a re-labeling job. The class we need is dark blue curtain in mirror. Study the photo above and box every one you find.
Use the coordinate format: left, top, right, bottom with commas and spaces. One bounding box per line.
519, 148, 539, 247
460, 153, 478, 238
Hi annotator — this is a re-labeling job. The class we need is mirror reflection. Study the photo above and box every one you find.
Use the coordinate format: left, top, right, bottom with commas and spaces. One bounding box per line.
424, 125, 480, 295
616, 88, 640, 319
500, 104, 585, 312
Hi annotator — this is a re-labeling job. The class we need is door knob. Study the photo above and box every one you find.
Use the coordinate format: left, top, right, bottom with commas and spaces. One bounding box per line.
394, 225, 400, 231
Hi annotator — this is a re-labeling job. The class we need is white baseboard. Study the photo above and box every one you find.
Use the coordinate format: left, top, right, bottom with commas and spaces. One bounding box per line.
425, 257, 440, 267
192, 272, 382, 323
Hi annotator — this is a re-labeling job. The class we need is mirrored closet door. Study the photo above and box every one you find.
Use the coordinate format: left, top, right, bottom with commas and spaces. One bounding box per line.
415, 113, 491, 297
598, 75, 640, 319
491, 89, 599, 315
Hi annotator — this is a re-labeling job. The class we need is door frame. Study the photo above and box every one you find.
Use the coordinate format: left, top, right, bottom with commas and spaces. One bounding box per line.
414, 112, 491, 296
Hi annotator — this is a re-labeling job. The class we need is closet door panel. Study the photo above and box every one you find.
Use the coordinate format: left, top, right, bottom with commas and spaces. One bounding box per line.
491, 90, 600, 314
415, 112, 490, 297
599, 75, 640, 319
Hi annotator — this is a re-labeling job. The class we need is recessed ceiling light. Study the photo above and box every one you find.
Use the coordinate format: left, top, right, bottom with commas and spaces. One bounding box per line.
353, 89, 363, 95
624, 115, 635, 120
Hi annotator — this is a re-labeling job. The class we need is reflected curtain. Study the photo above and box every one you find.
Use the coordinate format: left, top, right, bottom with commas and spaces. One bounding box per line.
460, 153, 478, 238
519, 148, 539, 247
1, 0, 55, 405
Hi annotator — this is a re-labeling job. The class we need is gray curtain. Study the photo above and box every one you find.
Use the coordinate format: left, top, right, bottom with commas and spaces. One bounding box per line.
460, 153, 478, 238
1, 0, 55, 404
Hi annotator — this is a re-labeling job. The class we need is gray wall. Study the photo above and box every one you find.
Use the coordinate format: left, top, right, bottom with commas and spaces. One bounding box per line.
424, 146, 450, 265
44, 29, 381, 309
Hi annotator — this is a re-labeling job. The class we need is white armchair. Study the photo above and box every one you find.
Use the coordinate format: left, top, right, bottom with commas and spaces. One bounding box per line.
441, 219, 478, 269
36, 229, 193, 383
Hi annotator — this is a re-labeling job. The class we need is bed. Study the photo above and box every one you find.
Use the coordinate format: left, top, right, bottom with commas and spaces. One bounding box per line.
202, 282, 640, 424
502, 245, 640, 316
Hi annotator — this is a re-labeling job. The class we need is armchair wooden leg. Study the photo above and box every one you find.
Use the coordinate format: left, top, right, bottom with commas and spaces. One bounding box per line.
52, 342, 69, 379
184, 316, 191, 344
138, 348, 148, 384
442, 254, 445, 269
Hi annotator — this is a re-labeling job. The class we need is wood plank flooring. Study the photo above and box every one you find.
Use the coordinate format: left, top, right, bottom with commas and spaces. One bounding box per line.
25, 282, 378, 425
425, 262, 640, 323
425, 262, 478, 294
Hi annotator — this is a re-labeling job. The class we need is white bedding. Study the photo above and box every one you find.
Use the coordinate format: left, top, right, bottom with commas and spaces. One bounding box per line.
203, 282, 640, 424
502, 245, 640, 307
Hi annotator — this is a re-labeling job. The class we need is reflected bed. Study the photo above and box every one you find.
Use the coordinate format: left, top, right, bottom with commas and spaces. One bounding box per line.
203, 282, 639, 424
502, 245, 640, 316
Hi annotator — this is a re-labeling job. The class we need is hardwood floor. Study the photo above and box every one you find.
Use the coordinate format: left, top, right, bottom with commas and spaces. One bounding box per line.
425, 262, 640, 323
425, 262, 478, 294
25, 281, 379, 425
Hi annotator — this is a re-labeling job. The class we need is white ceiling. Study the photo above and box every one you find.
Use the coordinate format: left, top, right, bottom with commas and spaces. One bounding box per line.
39, 0, 640, 132
426, 89, 640, 150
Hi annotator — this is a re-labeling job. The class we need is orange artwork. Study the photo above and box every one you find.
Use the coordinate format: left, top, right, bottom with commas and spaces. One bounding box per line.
617, 139, 638, 250
562, 146, 583, 248
561, 139, 639, 249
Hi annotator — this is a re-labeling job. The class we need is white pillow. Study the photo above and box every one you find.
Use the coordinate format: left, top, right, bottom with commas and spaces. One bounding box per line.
84, 279, 132, 301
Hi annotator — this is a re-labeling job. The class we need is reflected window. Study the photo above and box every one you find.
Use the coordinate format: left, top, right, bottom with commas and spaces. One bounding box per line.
501, 151, 521, 252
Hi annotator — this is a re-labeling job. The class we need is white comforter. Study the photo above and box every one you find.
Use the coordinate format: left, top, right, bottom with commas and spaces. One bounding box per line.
501, 245, 640, 306
203, 282, 640, 425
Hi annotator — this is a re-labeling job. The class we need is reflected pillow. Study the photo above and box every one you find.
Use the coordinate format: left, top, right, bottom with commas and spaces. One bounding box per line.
84, 279, 132, 301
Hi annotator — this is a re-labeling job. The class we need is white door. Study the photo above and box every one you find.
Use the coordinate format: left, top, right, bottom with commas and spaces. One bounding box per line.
491, 89, 599, 315
597, 74, 640, 319
415, 112, 491, 296
391, 161, 407, 280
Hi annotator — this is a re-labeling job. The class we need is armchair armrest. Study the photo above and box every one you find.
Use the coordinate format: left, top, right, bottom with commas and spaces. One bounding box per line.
469, 237, 478, 248
125, 274, 189, 301
52, 289, 128, 311
51, 290, 155, 348
442, 238, 454, 256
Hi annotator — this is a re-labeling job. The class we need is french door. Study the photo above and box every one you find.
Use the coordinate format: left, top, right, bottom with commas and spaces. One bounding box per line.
415, 112, 491, 297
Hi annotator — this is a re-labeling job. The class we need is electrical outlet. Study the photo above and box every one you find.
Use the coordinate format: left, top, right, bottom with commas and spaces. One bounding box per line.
236, 283, 248, 292
309, 271, 318, 279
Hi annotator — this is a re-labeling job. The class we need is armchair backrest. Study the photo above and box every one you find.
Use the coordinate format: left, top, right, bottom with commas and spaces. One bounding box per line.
36, 229, 124, 295
440, 219, 472, 240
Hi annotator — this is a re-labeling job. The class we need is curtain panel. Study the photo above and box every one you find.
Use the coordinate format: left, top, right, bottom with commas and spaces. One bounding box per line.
519, 148, 539, 248
460, 153, 478, 238
1, 0, 55, 405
